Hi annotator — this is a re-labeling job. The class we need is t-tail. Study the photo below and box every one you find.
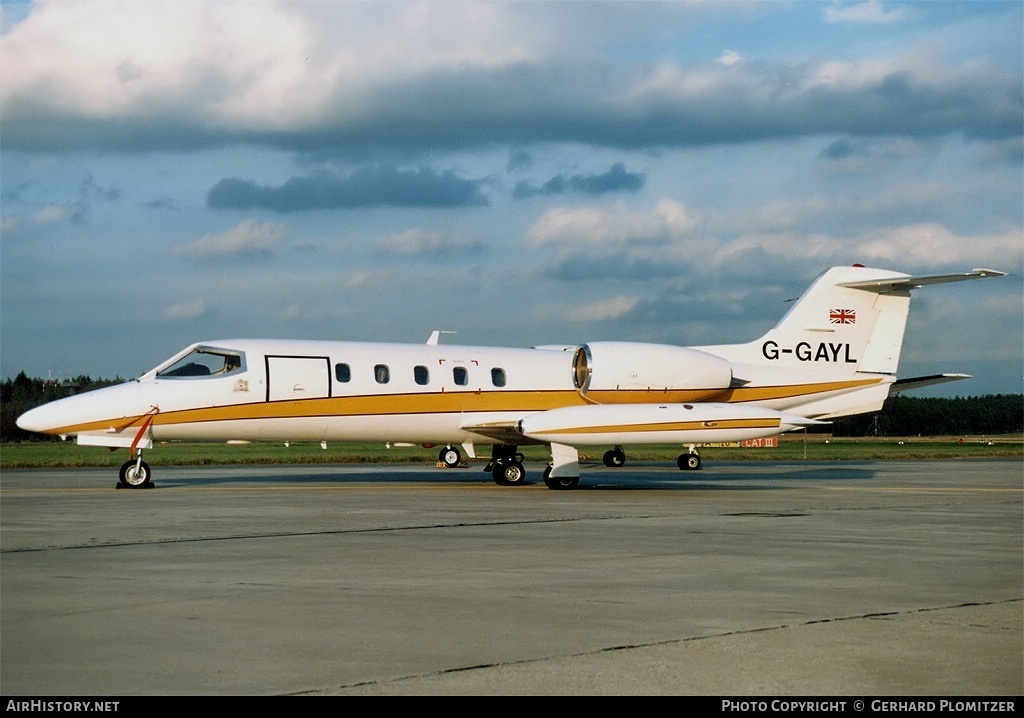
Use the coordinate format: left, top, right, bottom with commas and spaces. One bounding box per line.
698, 265, 1006, 419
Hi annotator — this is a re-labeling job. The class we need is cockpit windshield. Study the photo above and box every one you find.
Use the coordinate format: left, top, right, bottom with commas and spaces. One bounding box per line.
156, 347, 245, 379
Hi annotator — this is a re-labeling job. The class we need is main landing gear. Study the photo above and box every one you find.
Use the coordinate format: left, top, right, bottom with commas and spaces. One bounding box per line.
117, 450, 153, 489
603, 446, 626, 467
600, 445, 702, 471
485, 444, 527, 486
483, 444, 580, 489
677, 445, 701, 471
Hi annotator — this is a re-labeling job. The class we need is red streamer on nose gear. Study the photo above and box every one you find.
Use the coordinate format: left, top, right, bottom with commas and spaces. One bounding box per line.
113, 406, 159, 432
119, 406, 159, 456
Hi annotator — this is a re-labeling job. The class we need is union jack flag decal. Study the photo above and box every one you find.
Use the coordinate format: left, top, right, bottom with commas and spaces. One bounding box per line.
830, 308, 856, 324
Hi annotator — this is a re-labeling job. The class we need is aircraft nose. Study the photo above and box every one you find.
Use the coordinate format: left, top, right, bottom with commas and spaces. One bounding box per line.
16, 382, 146, 437
16, 403, 61, 434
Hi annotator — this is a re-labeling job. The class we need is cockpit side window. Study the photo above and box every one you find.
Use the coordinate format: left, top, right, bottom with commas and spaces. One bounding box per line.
157, 348, 245, 379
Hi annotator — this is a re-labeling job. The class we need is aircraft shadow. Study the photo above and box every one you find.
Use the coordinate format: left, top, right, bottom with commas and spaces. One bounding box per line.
148, 460, 877, 491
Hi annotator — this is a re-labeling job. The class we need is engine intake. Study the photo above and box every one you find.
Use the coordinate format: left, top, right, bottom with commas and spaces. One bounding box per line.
572, 342, 733, 402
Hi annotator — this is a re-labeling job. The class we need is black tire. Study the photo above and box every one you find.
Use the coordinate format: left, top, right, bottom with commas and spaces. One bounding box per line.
677, 453, 701, 471
603, 448, 625, 467
543, 465, 580, 490
493, 461, 526, 486
119, 460, 152, 487
439, 447, 461, 468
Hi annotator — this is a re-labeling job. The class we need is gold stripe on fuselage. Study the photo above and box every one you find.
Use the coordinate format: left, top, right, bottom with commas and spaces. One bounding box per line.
711, 377, 883, 403
51, 376, 883, 437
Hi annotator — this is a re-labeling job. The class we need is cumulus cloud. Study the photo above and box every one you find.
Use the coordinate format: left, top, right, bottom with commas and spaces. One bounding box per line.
17, 174, 120, 225
715, 50, 742, 67
707, 223, 1024, 278
33, 204, 72, 225
207, 166, 488, 211
173, 220, 288, 259
525, 199, 699, 249
344, 271, 385, 289
374, 229, 485, 259
569, 296, 640, 322
513, 163, 645, 199
522, 199, 706, 281
823, 1, 912, 25
164, 298, 207, 321
1, 1, 1017, 153
818, 136, 937, 174
855, 224, 1024, 268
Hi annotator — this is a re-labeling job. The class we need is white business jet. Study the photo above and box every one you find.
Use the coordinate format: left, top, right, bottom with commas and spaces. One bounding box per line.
16, 264, 1004, 489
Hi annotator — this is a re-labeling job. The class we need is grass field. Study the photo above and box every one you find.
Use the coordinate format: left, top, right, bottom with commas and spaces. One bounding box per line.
1, 434, 1021, 470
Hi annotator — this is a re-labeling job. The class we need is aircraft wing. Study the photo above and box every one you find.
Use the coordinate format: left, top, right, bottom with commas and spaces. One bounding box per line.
460, 420, 545, 445
463, 402, 824, 448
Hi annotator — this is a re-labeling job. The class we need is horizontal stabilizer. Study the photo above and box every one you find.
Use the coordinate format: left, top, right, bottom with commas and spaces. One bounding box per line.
840, 268, 1006, 293
890, 373, 972, 394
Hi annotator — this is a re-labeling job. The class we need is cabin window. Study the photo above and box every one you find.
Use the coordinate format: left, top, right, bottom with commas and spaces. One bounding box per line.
491, 368, 506, 387
453, 366, 468, 386
414, 365, 430, 385
157, 347, 244, 379
335, 363, 351, 383
375, 364, 390, 384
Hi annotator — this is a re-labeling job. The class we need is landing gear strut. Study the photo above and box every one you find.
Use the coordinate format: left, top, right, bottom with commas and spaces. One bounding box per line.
118, 451, 153, 489
485, 445, 527, 486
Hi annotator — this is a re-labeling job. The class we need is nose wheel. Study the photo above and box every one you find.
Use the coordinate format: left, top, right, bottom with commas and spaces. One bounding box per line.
438, 445, 463, 468
118, 453, 153, 489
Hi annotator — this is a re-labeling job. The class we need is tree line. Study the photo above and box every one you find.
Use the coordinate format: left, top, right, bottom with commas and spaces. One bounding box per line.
826, 393, 1023, 437
1, 371, 1021, 441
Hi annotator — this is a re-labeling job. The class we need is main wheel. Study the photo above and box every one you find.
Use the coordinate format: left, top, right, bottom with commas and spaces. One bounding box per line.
119, 459, 152, 487
492, 461, 526, 486
439, 446, 462, 468
603, 448, 625, 467
677, 453, 701, 471
543, 466, 579, 490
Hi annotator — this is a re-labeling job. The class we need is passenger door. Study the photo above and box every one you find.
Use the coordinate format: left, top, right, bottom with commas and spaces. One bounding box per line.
266, 356, 331, 402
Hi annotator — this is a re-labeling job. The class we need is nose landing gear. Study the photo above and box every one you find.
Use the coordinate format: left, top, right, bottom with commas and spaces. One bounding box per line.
117, 451, 153, 489
115, 408, 158, 489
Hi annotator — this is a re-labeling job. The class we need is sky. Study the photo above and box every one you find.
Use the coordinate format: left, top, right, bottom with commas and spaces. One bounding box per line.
1, 0, 1021, 398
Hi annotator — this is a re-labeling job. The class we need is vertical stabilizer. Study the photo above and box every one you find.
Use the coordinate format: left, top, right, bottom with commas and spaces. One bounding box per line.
711, 266, 1006, 376
756, 266, 912, 375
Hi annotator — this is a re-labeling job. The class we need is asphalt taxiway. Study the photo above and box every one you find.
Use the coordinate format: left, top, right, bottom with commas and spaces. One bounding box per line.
1, 459, 1021, 696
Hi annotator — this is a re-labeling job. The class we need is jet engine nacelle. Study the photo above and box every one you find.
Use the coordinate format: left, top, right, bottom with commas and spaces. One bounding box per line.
572, 341, 733, 402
